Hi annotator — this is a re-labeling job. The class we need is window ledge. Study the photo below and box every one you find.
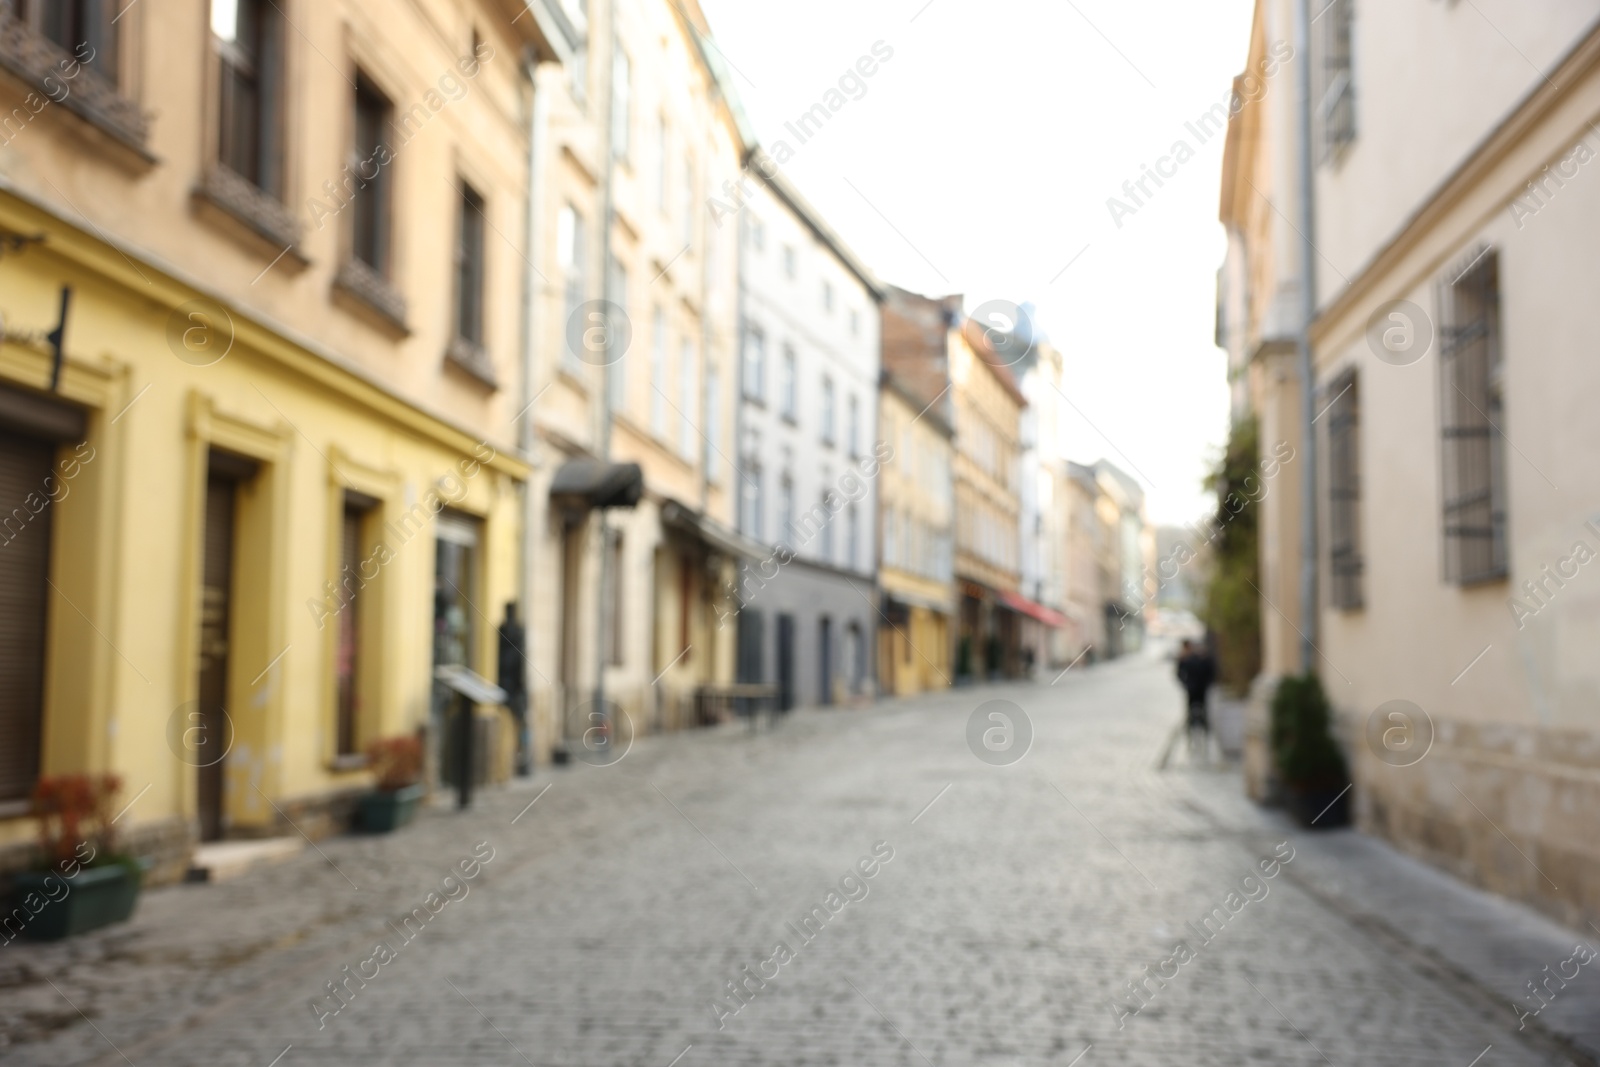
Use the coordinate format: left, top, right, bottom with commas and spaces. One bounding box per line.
193, 166, 304, 258
328, 753, 368, 773
332, 259, 409, 336
444, 336, 498, 390
0, 15, 152, 160
0, 798, 30, 819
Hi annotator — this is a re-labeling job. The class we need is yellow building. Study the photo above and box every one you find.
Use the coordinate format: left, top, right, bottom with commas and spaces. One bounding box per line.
949, 313, 1025, 680
0, 0, 569, 880
876, 294, 955, 695
523, 0, 748, 761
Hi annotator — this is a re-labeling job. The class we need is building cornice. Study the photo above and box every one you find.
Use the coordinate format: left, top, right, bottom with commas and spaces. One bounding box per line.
1311, 15, 1600, 354
0, 182, 530, 479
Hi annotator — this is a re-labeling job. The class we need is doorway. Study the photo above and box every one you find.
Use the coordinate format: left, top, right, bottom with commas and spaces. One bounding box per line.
776, 613, 795, 712
434, 511, 480, 783
197, 453, 254, 841
0, 430, 57, 804
818, 615, 833, 706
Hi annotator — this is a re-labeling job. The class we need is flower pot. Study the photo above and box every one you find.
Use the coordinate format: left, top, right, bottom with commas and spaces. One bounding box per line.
1286, 783, 1351, 829
11, 861, 143, 941
359, 783, 426, 833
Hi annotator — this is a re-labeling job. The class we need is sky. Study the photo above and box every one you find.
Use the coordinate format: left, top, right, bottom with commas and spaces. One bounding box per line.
696, 0, 1258, 526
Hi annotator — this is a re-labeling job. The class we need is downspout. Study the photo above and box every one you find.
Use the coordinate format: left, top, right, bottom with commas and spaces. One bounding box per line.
593, 0, 618, 725
1293, 0, 1319, 674
520, 51, 551, 771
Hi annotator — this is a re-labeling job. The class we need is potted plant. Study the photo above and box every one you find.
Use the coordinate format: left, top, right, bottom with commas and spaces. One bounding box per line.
9, 774, 143, 941
358, 736, 426, 833
1270, 672, 1352, 828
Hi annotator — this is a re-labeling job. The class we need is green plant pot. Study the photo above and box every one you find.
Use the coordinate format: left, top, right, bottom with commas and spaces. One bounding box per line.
359, 783, 426, 833
11, 861, 143, 941
1286, 783, 1351, 829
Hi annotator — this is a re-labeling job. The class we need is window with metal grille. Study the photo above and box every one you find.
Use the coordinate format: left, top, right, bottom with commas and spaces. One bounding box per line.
213, 0, 282, 195
1325, 369, 1363, 609
1318, 0, 1356, 160
1440, 250, 1507, 584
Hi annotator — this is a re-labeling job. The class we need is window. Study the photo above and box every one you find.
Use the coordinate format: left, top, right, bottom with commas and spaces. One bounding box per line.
778, 473, 794, 545
743, 327, 765, 401
213, 0, 282, 195
847, 394, 859, 457
351, 74, 394, 274
611, 45, 631, 161
654, 113, 668, 211
1326, 369, 1363, 609
650, 307, 667, 436
30, 0, 120, 82
1318, 0, 1356, 159
454, 182, 486, 346
748, 215, 765, 251
846, 504, 858, 570
604, 530, 624, 665
850, 308, 860, 336
822, 280, 834, 311
740, 462, 763, 539
821, 376, 836, 445
884, 509, 897, 568
783, 245, 797, 278
607, 259, 628, 411
678, 337, 695, 460
558, 204, 586, 369
1441, 250, 1507, 583
819, 489, 834, 560
703, 364, 721, 479
681, 154, 695, 248
779, 345, 797, 420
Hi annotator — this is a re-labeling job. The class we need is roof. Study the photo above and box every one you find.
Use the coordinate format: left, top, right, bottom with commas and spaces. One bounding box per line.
960, 317, 1029, 407
751, 151, 887, 302
880, 287, 958, 435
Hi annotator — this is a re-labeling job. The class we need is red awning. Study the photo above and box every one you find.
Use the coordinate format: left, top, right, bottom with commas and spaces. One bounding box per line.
998, 590, 1069, 629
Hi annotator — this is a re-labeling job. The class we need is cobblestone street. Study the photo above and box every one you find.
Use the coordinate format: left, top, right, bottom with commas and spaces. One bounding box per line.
4, 654, 1593, 1066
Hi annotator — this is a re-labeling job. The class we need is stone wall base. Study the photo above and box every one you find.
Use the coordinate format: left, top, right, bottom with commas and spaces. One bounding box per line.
1353, 718, 1600, 933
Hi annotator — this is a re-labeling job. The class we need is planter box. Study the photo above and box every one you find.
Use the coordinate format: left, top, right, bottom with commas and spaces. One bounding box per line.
358, 783, 426, 833
1286, 784, 1351, 829
11, 862, 142, 941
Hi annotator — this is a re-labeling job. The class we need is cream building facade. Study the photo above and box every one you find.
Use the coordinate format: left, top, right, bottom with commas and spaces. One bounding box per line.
1223, 0, 1600, 928
876, 298, 955, 697
949, 312, 1025, 680
0, 0, 571, 879
523, 0, 747, 759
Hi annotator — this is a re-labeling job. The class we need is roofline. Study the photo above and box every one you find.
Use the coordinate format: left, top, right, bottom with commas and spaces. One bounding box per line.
747, 149, 888, 302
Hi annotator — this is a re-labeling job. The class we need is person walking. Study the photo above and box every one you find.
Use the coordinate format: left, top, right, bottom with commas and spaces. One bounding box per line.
1175, 638, 1216, 754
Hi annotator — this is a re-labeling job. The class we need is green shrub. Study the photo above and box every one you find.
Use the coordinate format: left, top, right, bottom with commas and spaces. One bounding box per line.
1270, 672, 1350, 789
1201, 417, 1262, 695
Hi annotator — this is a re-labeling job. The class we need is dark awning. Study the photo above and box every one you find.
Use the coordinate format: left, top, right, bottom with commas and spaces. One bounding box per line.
550, 458, 643, 510
660, 499, 765, 560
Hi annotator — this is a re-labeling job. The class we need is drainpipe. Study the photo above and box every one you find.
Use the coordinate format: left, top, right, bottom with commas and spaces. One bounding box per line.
1293, 0, 1319, 674
519, 51, 552, 773
593, 0, 619, 727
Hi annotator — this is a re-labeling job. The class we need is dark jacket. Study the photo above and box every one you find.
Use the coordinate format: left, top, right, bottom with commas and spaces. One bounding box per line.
1176, 650, 1216, 701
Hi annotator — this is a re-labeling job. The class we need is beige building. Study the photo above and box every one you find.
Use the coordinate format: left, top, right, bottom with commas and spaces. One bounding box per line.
877, 293, 955, 696
1223, 0, 1600, 928
949, 311, 1026, 680
0, 0, 571, 878
523, 0, 748, 759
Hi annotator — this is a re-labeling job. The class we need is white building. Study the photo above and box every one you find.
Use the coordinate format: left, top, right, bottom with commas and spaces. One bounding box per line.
732, 155, 885, 708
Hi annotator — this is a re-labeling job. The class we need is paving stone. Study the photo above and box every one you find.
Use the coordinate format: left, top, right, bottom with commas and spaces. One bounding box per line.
0, 655, 1585, 1066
